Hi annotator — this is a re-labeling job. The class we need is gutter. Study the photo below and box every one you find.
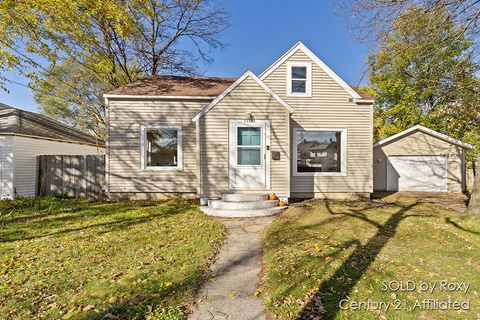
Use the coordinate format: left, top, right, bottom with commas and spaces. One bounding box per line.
103, 94, 216, 100
0, 133, 104, 148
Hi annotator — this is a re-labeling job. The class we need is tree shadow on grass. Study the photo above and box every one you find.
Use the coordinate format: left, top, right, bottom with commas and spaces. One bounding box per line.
23, 246, 208, 320
296, 200, 420, 320
445, 217, 480, 236
84, 271, 204, 319
0, 204, 194, 243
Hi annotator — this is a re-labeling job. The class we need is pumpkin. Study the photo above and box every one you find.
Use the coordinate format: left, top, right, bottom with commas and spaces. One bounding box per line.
278, 200, 287, 207
268, 193, 277, 200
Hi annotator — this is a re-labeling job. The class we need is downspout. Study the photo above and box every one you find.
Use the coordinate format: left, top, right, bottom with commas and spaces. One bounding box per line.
286, 110, 291, 199
195, 118, 201, 198
104, 97, 110, 199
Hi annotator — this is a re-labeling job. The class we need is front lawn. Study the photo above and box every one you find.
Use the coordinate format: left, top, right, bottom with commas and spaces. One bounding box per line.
263, 194, 480, 319
0, 197, 226, 319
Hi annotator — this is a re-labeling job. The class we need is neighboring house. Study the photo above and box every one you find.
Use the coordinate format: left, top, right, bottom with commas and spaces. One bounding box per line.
373, 125, 473, 193
0, 103, 105, 199
104, 41, 374, 200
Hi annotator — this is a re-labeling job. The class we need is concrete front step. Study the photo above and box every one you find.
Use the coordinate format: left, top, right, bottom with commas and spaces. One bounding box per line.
222, 193, 267, 202
208, 199, 278, 210
201, 206, 287, 218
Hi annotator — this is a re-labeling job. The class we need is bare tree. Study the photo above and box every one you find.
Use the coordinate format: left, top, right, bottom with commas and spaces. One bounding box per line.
341, 0, 480, 46
129, 0, 229, 76
93, 0, 230, 84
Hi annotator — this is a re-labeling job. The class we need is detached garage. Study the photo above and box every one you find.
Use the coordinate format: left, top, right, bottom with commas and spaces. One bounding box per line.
373, 125, 473, 193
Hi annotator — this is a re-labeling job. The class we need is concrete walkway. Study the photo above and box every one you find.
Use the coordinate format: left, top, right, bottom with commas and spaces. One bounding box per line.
189, 217, 274, 320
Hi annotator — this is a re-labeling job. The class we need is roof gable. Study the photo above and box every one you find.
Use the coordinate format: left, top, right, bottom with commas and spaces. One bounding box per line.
374, 125, 473, 149
192, 71, 294, 122
259, 41, 363, 100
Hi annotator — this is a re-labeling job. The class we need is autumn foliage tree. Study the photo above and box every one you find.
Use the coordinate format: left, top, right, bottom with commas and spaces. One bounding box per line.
0, 0, 229, 138
363, 5, 480, 213
368, 6, 479, 137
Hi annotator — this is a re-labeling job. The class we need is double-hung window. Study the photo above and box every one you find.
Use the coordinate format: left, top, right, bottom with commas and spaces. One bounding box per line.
287, 62, 311, 96
294, 129, 347, 176
140, 125, 182, 170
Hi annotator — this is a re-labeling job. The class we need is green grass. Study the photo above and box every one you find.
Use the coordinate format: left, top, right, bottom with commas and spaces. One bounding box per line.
263, 194, 480, 320
0, 197, 226, 319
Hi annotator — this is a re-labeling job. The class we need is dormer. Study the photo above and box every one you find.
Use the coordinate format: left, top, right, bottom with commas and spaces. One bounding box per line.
260, 41, 372, 104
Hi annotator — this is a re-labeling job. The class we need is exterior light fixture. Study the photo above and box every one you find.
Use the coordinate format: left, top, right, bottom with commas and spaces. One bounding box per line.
244, 112, 255, 122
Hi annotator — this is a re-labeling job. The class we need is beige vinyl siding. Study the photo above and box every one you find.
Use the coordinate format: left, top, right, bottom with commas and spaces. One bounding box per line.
108, 99, 207, 196
0, 136, 14, 198
373, 131, 465, 192
199, 76, 289, 198
13, 136, 103, 197
262, 49, 373, 195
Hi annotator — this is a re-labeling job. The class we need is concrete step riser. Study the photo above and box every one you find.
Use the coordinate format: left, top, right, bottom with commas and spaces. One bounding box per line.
208, 200, 278, 210
222, 194, 267, 202
201, 206, 287, 218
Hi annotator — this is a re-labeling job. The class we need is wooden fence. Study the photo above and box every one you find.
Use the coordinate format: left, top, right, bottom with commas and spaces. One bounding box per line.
37, 155, 105, 199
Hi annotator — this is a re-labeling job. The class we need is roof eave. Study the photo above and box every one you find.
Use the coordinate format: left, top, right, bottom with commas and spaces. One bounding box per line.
103, 94, 216, 100
374, 125, 474, 149
354, 99, 375, 104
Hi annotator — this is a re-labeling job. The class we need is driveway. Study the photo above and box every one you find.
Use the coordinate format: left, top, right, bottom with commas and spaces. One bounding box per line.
189, 217, 274, 320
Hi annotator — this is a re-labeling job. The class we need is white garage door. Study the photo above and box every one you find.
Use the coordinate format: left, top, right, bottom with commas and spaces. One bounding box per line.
387, 155, 447, 192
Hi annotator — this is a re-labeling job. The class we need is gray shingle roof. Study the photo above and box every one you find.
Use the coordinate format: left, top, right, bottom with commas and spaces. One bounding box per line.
0, 103, 103, 146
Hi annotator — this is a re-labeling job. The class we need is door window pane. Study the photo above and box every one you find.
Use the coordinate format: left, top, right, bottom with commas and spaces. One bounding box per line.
146, 129, 178, 167
238, 147, 261, 165
296, 131, 342, 172
238, 127, 261, 146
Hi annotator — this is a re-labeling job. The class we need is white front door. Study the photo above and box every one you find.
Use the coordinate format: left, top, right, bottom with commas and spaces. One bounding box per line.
229, 120, 270, 189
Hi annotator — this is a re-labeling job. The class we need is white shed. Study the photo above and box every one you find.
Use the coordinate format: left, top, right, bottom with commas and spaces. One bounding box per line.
0, 103, 104, 199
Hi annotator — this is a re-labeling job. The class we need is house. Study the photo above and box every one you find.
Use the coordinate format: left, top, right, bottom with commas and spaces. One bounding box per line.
104, 41, 374, 202
373, 125, 473, 192
0, 103, 104, 199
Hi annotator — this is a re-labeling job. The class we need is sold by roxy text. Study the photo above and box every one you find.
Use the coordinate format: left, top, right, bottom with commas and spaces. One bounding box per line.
381, 280, 470, 293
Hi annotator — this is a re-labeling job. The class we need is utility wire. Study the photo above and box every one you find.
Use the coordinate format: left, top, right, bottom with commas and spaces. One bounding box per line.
2, 77, 92, 108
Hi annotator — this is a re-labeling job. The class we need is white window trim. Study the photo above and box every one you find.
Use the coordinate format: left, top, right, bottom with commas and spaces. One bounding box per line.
140, 125, 183, 171
293, 128, 347, 177
287, 61, 312, 97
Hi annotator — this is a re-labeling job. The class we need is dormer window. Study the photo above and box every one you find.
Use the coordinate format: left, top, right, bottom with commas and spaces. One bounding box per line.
287, 62, 311, 96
